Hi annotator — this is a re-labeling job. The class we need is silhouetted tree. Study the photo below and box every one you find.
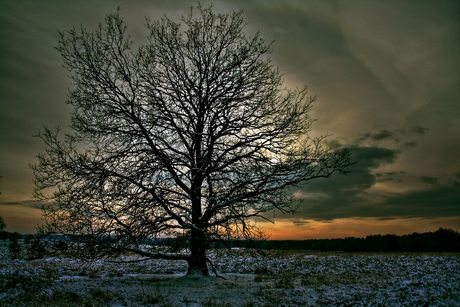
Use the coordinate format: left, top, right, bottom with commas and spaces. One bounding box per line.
0, 216, 5, 232
435, 228, 459, 252
32, 5, 352, 275
0, 179, 3, 232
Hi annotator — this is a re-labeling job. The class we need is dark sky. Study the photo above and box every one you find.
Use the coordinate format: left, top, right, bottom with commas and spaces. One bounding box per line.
1, 0, 459, 238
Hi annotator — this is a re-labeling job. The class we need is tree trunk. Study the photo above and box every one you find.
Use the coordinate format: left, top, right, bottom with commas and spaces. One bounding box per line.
187, 227, 209, 275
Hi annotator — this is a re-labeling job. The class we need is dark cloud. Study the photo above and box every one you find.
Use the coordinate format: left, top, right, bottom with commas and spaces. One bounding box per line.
0, 200, 40, 209
290, 146, 400, 221
291, 220, 310, 226
358, 128, 425, 146
411, 126, 429, 135
375, 171, 405, 183
403, 141, 417, 149
421, 176, 439, 185
373, 179, 460, 218
351, 146, 400, 170
290, 146, 460, 222
360, 130, 397, 142
370, 130, 395, 141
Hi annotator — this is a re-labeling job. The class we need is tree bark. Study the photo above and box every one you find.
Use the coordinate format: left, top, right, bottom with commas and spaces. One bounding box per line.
187, 227, 209, 275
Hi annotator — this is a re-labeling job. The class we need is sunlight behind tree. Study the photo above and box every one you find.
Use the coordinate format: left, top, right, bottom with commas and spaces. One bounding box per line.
32, 4, 352, 275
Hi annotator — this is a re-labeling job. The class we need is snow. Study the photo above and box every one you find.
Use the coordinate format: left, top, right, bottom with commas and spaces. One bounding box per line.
1, 247, 459, 306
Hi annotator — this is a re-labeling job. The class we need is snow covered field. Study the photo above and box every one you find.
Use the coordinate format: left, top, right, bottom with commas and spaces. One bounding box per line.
1, 248, 459, 306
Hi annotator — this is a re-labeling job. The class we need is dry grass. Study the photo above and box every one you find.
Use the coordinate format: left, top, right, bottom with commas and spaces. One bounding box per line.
5, 289, 113, 307
1, 248, 459, 306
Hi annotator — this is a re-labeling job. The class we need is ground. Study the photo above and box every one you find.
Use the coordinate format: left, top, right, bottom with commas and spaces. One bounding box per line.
1, 247, 459, 306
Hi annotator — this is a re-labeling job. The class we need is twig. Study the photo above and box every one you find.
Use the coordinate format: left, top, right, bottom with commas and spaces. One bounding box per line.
207, 257, 226, 279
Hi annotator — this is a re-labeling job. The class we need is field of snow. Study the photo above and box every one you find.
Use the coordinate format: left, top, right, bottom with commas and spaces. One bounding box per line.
1, 247, 459, 306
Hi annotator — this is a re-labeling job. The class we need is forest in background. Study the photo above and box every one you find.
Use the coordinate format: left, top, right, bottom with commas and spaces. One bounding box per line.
1, 227, 459, 253
225, 228, 460, 252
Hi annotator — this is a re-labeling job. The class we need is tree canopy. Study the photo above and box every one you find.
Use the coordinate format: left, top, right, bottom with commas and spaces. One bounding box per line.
32, 5, 352, 275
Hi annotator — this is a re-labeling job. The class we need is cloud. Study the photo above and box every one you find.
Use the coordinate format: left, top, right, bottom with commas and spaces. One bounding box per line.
420, 176, 439, 185
374, 171, 405, 183
373, 179, 460, 218
411, 126, 429, 135
287, 145, 400, 221
403, 141, 417, 149
287, 144, 460, 222
351, 146, 400, 170
369, 130, 395, 141
359, 130, 397, 142
0, 200, 40, 209
356, 126, 430, 147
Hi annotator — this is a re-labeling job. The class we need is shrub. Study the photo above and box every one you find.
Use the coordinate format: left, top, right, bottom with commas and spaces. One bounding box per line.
8, 238, 22, 259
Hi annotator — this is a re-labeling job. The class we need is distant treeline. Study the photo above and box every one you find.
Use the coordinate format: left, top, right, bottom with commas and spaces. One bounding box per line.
1, 227, 459, 253
238, 228, 460, 252
0, 231, 22, 241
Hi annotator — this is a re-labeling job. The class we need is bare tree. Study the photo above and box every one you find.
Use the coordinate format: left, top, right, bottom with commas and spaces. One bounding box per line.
32, 5, 352, 275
